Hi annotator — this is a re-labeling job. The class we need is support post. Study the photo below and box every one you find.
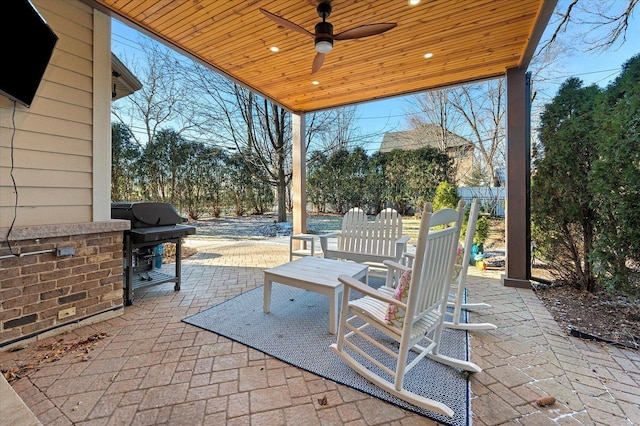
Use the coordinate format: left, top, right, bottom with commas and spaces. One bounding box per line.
92, 10, 111, 221
503, 67, 531, 288
292, 113, 307, 237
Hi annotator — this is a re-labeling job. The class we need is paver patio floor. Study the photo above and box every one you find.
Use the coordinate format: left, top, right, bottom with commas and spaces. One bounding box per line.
1, 238, 638, 425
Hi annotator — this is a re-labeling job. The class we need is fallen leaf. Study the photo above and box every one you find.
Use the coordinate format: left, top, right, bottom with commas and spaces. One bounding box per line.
536, 396, 556, 407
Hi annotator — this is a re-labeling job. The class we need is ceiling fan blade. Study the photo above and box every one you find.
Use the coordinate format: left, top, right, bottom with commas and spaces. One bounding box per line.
335, 23, 397, 40
311, 52, 325, 74
259, 9, 314, 38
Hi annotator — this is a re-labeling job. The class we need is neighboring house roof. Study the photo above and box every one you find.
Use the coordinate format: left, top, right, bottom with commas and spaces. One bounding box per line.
379, 125, 472, 153
111, 53, 142, 101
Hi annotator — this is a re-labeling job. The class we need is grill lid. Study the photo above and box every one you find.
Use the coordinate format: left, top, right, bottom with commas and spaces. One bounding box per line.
111, 202, 184, 227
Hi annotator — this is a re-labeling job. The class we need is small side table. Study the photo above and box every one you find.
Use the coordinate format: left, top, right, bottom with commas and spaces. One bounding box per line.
290, 234, 316, 261
263, 256, 368, 334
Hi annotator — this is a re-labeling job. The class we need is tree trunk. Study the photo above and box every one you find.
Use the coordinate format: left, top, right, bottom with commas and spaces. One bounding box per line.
277, 167, 287, 222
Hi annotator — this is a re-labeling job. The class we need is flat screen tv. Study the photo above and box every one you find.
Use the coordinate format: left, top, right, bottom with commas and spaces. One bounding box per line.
0, 0, 58, 108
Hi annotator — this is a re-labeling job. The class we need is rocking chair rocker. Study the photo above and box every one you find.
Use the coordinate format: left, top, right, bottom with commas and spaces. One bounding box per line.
445, 198, 497, 331
329, 201, 481, 418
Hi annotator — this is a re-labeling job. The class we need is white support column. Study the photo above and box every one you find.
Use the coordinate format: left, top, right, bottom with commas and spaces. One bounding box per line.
92, 10, 112, 221
292, 113, 307, 236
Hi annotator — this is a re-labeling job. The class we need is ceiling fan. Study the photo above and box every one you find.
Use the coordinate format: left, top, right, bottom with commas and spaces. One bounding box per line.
259, 2, 397, 73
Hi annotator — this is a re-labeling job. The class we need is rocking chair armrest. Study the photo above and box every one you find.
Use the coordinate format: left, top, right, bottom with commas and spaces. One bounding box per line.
319, 232, 339, 239
318, 232, 339, 252
382, 259, 411, 274
382, 260, 411, 291
395, 235, 410, 245
338, 274, 405, 307
402, 251, 415, 268
394, 236, 411, 260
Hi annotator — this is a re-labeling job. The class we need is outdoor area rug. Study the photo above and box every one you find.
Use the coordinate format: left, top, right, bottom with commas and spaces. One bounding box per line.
182, 279, 471, 426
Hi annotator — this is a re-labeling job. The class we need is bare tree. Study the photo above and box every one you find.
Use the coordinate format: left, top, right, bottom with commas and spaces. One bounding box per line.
450, 80, 506, 187
407, 88, 471, 182
404, 1, 635, 190
408, 88, 464, 151
178, 62, 350, 222
111, 39, 204, 148
542, 0, 638, 53
112, 36, 371, 222
313, 106, 372, 154
407, 81, 505, 187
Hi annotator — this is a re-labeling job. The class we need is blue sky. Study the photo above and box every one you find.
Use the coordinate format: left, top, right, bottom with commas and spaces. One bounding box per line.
111, 2, 638, 151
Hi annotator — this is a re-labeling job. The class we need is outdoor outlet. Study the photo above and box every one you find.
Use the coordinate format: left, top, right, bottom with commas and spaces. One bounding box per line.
58, 307, 76, 320
56, 246, 76, 257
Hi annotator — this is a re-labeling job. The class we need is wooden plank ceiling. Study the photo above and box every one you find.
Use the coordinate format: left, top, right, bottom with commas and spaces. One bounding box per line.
84, 0, 552, 113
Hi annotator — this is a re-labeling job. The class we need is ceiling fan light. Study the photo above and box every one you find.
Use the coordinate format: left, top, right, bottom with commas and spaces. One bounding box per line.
315, 39, 333, 53
315, 21, 333, 53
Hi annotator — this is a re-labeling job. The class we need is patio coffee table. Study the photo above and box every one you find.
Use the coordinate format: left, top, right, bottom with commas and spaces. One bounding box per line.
263, 256, 369, 334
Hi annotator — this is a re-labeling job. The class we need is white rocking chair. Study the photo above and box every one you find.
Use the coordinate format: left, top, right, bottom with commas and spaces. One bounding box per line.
445, 198, 497, 331
330, 201, 481, 418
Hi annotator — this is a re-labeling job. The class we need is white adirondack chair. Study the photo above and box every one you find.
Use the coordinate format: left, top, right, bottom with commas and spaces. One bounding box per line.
319, 207, 409, 270
330, 201, 481, 418
446, 198, 497, 331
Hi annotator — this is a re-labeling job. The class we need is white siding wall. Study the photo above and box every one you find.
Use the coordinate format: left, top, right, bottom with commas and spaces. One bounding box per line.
0, 0, 97, 228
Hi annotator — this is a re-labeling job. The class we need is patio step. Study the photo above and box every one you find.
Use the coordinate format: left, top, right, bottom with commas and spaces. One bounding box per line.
0, 374, 41, 426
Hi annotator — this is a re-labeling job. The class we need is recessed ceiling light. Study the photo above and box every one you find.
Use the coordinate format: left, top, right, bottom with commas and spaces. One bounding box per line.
424, 52, 433, 59
270, 46, 280, 52
312, 81, 320, 85
409, 0, 421, 5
